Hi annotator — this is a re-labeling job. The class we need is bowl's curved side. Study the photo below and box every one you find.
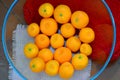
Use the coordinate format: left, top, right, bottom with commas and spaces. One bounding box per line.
90, 0, 116, 80
2, 0, 27, 80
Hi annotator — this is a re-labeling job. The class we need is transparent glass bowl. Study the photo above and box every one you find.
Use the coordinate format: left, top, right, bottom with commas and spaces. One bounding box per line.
2, 0, 116, 80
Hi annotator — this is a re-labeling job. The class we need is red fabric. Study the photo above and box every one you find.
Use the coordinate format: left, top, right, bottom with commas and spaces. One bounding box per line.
106, 0, 120, 62
90, 0, 120, 63
23, 0, 84, 24
23, 0, 120, 64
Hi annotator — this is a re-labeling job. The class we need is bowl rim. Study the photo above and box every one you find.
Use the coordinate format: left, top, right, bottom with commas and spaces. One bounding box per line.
2, 0, 116, 80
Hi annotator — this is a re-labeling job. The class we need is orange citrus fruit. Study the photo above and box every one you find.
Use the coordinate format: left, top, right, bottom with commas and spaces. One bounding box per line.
40, 18, 58, 36
72, 53, 88, 70
29, 57, 45, 73
54, 4, 72, 24
71, 11, 89, 29
66, 36, 81, 52
60, 23, 75, 38
80, 43, 92, 56
38, 3, 54, 18
24, 43, 39, 59
38, 48, 53, 62
59, 62, 74, 79
79, 27, 95, 43
45, 60, 59, 76
54, 47, 72, 64
50, 34, 64, 49
27, 23, 40, 37
35, 34, 50, 49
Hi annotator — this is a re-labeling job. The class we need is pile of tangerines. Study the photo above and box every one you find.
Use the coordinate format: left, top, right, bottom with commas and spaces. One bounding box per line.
24, 3, 95, 79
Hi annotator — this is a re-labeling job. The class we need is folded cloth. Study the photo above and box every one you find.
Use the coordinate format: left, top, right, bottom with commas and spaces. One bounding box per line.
9, 24, 91, 80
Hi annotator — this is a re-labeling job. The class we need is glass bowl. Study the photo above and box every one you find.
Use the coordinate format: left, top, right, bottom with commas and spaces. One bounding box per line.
2, 0, 116, 80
